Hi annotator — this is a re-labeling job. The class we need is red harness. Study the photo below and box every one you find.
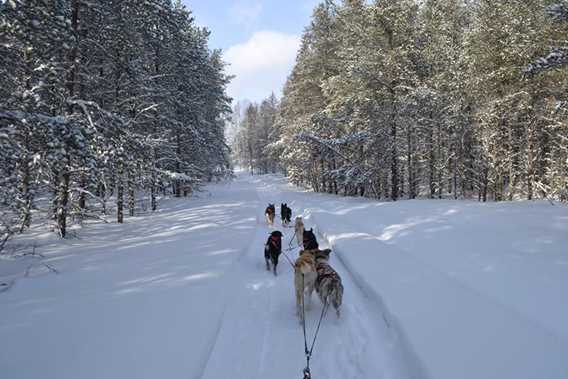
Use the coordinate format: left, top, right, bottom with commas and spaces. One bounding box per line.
270, 235, 281, 248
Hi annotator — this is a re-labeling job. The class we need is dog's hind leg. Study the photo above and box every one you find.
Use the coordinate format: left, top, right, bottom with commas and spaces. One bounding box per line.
304, 288, 312, 310
295, 285, 303, 321
305, 279, 315, 309
272, 254, 279, 276
265, 258, 270, 271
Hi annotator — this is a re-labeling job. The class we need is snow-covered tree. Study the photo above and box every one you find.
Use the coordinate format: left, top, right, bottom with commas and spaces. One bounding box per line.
0, 0, 232, 237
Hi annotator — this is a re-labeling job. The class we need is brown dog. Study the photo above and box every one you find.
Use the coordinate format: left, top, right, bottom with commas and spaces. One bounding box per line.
265, 204, 275, 226
294, 250, 317, 321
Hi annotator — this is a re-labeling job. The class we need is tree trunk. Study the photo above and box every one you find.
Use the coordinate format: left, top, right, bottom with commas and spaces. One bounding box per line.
482, 167, 488, 202
391, 98, 399, 201
57, 172, 70, 238
18, 151, 32, 232
453, 156, 458, 200
407, 123, 414, 199
128, 169, 135, 217
117, 161, 124, 224
151, 149, 157, 211
320, 158, 326, 193
437, 122, 443, 199
52, 171, 59, 221
78, 172, 87, 211
428, 113, 435, 199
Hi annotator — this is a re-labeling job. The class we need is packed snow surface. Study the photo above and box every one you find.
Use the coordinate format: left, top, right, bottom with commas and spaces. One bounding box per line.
1, 172, 567, 379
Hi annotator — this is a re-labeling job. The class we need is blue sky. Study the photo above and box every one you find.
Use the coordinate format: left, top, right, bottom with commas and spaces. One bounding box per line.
183, 0, 320, 103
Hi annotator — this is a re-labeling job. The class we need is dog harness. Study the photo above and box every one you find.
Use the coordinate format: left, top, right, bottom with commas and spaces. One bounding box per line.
270, 235, 281, 249
315, 262, 340, 287
300, 249, 318, 256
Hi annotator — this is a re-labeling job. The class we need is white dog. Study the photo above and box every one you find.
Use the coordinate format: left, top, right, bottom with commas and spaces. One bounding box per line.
294, 216, 305, 247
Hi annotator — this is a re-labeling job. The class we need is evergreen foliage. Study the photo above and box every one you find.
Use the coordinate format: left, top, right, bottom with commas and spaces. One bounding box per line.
0, 0, 232, 239
234, 0, 567, 202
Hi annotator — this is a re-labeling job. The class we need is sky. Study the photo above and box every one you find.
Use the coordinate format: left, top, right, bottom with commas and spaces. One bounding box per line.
184, 0, 320, 104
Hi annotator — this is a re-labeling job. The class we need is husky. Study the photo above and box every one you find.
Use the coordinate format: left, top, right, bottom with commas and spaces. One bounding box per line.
265, 204, 275, 226
280, 203, 292, 226
285, 204, 292, 224
280, 203, 287, 225
294, 250, 317, 321
264, 230, 282, 276
294, 217, 305, 247
303, 228, 319, 251
314, 249, 343, 318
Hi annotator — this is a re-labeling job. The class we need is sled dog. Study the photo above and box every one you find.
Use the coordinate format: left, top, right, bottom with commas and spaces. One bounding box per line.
281, 203, 292, 225
294, 250, 317, 321
303, 228, 319, 251
264, 230, 282, 276
265, 204, 275, 226
314, 249, 343, 318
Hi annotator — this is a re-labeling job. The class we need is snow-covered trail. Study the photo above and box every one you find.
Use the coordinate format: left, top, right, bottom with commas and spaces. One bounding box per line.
1, 172, 417, 379
1, 176, 263, 379
200, 174, 418, 379
4, 172, 566, 379
245, 173, 568, 379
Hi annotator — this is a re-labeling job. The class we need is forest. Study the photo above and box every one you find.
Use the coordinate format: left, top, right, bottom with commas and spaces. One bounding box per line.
234, 0, 568, 203
0, 0, 232, 241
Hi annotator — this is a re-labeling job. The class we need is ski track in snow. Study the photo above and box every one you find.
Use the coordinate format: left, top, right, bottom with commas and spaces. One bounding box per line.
199, 175, 416, 379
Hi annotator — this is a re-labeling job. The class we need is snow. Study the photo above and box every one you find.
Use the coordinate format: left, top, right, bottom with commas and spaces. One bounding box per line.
1, 172, 568, 379
0, 182, 260, 379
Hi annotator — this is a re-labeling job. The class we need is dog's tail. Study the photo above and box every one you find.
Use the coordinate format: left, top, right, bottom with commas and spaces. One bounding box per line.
331, 281, 344, 309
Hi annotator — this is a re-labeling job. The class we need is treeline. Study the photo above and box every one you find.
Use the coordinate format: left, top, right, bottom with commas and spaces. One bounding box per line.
0, 0, 232, 240
239, 0, 568, 202
233, 94, 282, 174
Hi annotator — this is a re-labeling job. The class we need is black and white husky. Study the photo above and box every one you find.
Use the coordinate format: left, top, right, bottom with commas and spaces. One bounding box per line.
314, 249, 343, 318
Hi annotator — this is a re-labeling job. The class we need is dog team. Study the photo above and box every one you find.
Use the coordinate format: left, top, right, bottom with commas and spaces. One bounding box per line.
263, 203, 344, 321
264, 203, 292, 226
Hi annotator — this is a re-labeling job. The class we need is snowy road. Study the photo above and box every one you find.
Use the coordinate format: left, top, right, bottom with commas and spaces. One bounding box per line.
0, 173, 419, 379
2, 172, 567, 379
200, 175, 419, 379
1, 176, 262, 379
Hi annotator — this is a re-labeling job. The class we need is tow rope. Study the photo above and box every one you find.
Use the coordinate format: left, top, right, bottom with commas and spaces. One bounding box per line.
288, 229, 298, 248
281, 249, 296, 269
300, 273, 329, 378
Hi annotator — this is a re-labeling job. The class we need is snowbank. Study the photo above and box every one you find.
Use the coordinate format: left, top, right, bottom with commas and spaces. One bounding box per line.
310, 212, 568, 379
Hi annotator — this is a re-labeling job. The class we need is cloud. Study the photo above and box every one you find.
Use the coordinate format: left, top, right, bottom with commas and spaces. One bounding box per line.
229, 0, 263, 28
224, 31, 301, 102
